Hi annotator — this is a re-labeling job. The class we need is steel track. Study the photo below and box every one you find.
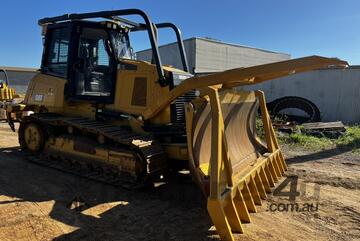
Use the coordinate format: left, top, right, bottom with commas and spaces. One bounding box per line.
20, 113, 168, 189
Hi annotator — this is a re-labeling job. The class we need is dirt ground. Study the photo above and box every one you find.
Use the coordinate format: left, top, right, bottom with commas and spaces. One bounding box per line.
0, 121, 359, 241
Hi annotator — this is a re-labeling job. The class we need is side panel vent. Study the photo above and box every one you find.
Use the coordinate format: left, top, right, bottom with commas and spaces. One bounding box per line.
131, 77, 147, 106
171, 90, 197, 123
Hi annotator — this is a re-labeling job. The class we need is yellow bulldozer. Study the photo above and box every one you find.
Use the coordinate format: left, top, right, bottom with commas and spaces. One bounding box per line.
0, 69, 17, 101
0, 69, 17, 121
5, 9, 347, 240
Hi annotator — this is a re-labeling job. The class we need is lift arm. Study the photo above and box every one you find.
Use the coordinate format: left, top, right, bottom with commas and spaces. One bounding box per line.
142, 55, 348, 119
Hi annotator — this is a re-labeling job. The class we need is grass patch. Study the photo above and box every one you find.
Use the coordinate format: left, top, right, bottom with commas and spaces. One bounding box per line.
255, 115, 360, 152
335, 126, 360, 151
279, 132, 333, 150
278, 125, 360, 152
256, 117, 265, 140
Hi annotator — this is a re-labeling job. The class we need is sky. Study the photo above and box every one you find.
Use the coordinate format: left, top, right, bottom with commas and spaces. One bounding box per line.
0, 0, 359, 68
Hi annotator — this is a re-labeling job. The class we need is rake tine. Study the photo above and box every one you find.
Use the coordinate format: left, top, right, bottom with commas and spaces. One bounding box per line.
268, 161, 279, 182
207, 199, 235, 241
264, 165, 275, 187
224, 199, 244, 233
241, 182, 257, 213
248, 176, 262, 205
254, 172, 267, 199
259, 168, 272, 193
234, 187, 251, 223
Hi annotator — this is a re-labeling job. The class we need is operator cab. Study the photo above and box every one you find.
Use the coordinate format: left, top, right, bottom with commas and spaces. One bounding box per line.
41, 20, 133, 102
39, 9, 190, 105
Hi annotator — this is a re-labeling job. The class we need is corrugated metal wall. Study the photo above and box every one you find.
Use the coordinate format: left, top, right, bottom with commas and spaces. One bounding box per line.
136, 39, 195, 72
5, 71, 37, 85
244, 67, 360, 124
0, 70, 37, 94
194, 38, 290, 73
136, 37, 290, 74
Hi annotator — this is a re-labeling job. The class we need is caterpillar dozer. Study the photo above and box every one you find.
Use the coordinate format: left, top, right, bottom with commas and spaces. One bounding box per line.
0, 69, 17, 101
5, 9, 347, 241
0, 69, 17, 121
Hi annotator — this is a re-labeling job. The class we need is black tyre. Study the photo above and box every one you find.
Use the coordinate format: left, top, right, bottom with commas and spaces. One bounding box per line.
267, 96, 321, 123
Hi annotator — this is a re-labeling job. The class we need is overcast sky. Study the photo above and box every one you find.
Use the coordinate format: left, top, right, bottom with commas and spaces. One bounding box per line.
0, 0, 359, 67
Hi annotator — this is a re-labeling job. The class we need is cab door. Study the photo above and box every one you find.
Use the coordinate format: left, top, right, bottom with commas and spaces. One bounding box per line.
70, 24, 117, 103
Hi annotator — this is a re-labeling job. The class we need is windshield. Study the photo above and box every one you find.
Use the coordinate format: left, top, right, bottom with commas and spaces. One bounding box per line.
109, 30, 134, 61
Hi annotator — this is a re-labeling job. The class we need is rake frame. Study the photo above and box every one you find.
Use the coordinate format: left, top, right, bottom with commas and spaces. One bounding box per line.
185, 87, 287, 241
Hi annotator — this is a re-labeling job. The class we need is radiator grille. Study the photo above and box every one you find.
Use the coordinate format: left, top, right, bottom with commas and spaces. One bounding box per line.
171, 90, 197, 123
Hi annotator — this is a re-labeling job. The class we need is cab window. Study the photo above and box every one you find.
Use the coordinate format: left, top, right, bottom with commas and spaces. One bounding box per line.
43, 28, 70, 77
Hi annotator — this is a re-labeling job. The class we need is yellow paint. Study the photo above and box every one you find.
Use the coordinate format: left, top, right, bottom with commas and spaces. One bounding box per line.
24, 73, 66, 108
185, 88, 290, 240
0, 83, 16, 101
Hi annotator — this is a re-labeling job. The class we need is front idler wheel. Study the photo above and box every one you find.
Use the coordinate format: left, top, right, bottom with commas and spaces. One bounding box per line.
19, 122, 45, 153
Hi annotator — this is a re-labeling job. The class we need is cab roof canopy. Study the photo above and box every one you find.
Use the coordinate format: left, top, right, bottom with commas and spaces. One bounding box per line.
38, 9, 189, 81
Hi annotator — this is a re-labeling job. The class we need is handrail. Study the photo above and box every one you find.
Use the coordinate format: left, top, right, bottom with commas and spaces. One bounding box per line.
155, 23, 189, 72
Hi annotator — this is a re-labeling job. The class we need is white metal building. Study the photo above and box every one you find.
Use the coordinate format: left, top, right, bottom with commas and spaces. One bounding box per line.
136, 37, 291, 74
0, 66, 38, 94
